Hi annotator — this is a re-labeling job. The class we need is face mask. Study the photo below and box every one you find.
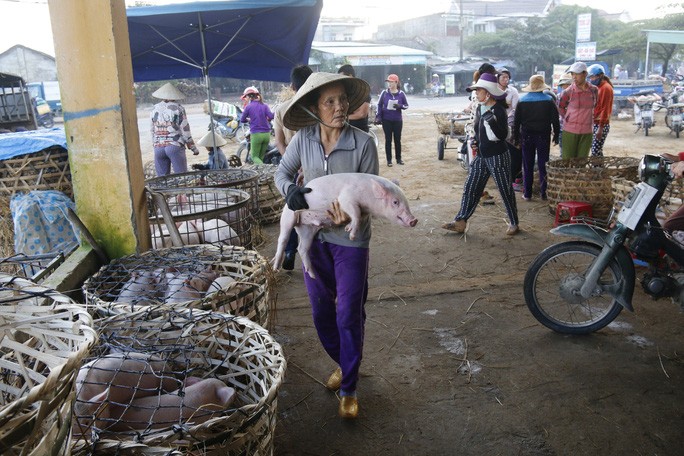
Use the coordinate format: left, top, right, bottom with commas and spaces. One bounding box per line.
589, 76, 600, 86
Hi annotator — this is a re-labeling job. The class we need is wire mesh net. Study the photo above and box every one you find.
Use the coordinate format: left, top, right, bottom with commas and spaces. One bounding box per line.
70, 306, 285, 456
82, 245, 274, 329
146, 168, 260, 217
147, 187, 252, 249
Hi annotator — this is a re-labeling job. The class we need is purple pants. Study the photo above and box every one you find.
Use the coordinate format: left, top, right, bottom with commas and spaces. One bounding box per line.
154, 144, 187, 176
521, 131, 551, 198
303, 239, 369, 394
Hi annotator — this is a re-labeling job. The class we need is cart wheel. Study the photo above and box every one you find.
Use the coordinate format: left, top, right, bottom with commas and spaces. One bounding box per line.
438, 136, 445, 160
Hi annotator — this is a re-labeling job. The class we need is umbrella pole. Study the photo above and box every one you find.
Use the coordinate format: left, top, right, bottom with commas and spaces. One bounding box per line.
204, 70, 219, 152
198, 13, 219, 153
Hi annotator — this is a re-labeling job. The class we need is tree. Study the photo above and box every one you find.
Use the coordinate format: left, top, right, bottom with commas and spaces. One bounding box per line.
639, 13, 684, 76
462, 5, 682, 80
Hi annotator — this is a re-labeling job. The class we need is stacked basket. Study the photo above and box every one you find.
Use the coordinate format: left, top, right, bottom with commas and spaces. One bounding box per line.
0, 274, 96, 455
82, 245, 274, 330
70, 306, 286, 456
0, 146, 72, 198
146, 168, 260, 217
146, 186, 253, 249
546, 157, 639, 220
242, 164, 285, 225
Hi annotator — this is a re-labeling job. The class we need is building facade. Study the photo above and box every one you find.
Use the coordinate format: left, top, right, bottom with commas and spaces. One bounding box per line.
0, 45, 58, 83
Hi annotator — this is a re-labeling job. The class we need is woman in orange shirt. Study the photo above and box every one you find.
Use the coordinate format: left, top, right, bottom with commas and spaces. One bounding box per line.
587, 64, 614, 157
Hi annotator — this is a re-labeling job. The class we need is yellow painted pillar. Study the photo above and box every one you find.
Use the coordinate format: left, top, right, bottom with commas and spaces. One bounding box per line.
47, 0, 150, 259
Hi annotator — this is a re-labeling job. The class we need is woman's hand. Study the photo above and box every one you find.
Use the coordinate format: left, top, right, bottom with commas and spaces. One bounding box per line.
285, 185, 312, 210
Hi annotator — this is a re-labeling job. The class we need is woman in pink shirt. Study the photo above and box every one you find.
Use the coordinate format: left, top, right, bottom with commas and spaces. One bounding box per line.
557, 62, 598, 159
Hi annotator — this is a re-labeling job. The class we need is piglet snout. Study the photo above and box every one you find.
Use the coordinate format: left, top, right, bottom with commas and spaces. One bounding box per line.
409, 218, 418, 227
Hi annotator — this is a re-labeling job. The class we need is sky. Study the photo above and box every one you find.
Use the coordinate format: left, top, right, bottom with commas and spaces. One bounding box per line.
0, 0, 680, 57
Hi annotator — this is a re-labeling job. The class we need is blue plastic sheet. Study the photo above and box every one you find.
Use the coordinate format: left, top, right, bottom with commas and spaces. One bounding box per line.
10, 190, 79, 257
0, 128, 67, 160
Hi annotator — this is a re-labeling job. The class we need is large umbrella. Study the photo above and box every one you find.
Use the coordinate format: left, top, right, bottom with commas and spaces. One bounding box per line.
127, 0, 322, 82
127, 0, 322, 147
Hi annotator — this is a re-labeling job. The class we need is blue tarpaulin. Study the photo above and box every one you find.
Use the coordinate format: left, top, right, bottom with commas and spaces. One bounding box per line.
127, 0, 322, 83
0, 128, 67, 160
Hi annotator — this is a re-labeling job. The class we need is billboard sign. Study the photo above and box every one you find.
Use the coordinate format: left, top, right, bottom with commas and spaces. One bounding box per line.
575, 42, 596, 61
576, 13, 592, 42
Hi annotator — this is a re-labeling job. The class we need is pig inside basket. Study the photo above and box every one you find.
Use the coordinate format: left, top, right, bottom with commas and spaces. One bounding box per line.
147, 188, 252, 249
71, 349, 239, 437
70, 308, 283, 451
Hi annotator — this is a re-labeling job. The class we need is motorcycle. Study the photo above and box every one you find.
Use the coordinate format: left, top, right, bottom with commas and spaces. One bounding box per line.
235, 131, 281, 166
524, 154, 684, 334
630, 91, 659, 136
207, 103, 246, 141
33, 97, 54, 128
664, 103, 684, 139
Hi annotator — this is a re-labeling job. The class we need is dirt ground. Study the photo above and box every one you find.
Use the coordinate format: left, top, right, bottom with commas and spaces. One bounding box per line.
141, 99, 684, 455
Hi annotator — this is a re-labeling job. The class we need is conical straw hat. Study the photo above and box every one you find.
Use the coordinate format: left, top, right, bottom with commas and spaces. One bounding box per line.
197, 130, 228, 147
152, 82, 186, 100
283, 72, 370, 130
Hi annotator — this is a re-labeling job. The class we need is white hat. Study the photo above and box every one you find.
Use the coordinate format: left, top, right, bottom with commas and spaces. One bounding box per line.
568, 62, 587, 74
465, 73, 505, 98
197, 130, 228, 147
240, 86, 260, 100
152, 82, 186, 100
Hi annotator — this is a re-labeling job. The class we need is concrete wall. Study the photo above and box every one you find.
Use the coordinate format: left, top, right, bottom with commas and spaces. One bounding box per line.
0, 46, 58, 82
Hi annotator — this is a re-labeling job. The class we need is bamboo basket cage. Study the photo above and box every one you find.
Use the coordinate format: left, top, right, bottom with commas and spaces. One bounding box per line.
146, 168, 260, 217
546, 156, 639, 220
70, 306, 285, 456
241, 164, 285, 226
0, 274, 97, 455
82, 245, 275, 330
433, 113, 466, 136
146, 187, 253, 249
0, 146, 72, 198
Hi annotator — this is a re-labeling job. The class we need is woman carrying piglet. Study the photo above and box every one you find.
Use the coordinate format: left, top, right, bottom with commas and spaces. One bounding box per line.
274, 72, 379, 420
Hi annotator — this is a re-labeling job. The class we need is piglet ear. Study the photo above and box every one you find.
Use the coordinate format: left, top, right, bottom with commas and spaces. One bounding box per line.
371, 179, 388, 199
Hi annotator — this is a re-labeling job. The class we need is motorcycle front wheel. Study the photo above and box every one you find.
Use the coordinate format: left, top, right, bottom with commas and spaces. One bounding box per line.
524, 241, 624, 335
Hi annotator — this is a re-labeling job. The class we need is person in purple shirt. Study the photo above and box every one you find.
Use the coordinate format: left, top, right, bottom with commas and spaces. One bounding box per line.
375, 74, 409, 166
239, 86, 274, 164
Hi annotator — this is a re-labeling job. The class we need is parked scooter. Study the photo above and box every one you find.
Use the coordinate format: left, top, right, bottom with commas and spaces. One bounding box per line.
664, 103, 684, 139
236, 132, 281, 165
523, 154, 683, 334
33, 97, 54, 128
207, 103, 246, 141
629, 91, 660, 136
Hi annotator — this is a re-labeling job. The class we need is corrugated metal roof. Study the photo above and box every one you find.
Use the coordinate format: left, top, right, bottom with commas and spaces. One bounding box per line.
311, 41, 433, 57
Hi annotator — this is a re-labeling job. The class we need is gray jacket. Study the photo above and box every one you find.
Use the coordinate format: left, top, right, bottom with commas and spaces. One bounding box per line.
275, 124, 379, 247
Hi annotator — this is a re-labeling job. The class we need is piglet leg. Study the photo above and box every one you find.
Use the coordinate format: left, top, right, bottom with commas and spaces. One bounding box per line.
272, 208, 297, 271
295, 225, 319, 279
